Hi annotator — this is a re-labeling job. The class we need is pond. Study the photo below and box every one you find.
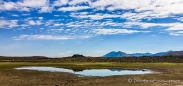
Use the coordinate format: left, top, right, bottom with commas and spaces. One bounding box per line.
15, 66, 153, 77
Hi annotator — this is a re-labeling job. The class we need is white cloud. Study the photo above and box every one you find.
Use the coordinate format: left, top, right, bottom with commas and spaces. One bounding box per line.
39, 6, 53, 13
122, 22, 183, 30
58, 6, 90, 11
92, 0, 183, 14
20, 7, 30, 11
166, 23, 183, 31
53, 0, 69, 6
66, 29, 71, 31
0, 0, 183, 19
169, 31, 183, 36
40, 28, 44, 30
121, 11, 154, 21
71, 13, 121, 20
13, 34, 91, 40
41, 18, 183, 36
69, 0, 91, 5
89, 0, 183, 21
0, 1, 29, 11
92, 29, 140, 35
36, 20, 42, 25
13, 35, 74, 40
1, 0, 183, 37
45, 20, 54, 26
51, 29, 64, 31
8, 21, 19, 28
53, 23, 64, 26
0, 20, 19, 29
0, 0, 49, 12
121, 22, 183, 36
28, 20, 42, 25
17, 0, 49, 8
90, 0, 112, 9
2, 2, 16, 10
28, 20, 36, 25
175, 17, 183, 21
176, 31, 183, 34
122, 22, 161, 29
38, 17, 43, 20
58, 19, 182, 34
22, 13, 30, 16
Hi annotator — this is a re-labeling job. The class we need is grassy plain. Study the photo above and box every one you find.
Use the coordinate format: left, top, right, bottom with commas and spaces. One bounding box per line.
0, 62, 183, 86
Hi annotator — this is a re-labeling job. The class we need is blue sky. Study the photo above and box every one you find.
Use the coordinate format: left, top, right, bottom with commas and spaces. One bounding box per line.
0, 0, 183, 57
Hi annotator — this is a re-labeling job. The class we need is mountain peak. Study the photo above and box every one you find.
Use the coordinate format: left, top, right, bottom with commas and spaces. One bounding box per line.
103, 50, 182, 57
103, 51, 129, 58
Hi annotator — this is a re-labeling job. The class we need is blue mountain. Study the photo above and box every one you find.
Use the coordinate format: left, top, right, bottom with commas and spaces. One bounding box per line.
103, 51, 130, 58
151, 50, 172, 56
130, 52, 153, 57
164, 51, 183, 56
103, 50, 174, 57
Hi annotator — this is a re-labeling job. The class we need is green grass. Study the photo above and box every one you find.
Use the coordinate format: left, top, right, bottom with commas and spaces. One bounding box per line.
0, 62, 183, 70
1, 62, 183, 86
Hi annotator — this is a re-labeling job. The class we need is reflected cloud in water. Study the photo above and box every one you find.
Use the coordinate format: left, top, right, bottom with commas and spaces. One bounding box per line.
15, 67, 153, 77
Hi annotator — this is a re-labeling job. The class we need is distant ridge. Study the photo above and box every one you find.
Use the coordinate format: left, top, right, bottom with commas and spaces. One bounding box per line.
164, 51, 183, 56
152, 50, 172, 56
103, 50, 183, 57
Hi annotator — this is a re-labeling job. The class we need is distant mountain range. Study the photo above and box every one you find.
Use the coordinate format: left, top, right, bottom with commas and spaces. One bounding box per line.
103, 50, 183, 57
164, 51, 183, 56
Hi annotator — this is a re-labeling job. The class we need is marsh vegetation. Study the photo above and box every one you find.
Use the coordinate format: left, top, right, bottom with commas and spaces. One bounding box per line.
0, 56, 183, 86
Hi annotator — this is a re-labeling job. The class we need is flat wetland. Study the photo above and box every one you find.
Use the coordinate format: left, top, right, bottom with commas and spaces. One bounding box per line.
0, 62, 183, 86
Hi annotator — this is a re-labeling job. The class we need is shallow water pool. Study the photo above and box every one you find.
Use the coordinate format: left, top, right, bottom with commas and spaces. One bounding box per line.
15, 66, 153, 77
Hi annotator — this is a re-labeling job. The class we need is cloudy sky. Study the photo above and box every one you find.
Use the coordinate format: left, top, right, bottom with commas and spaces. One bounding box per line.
0, 0, 183, 57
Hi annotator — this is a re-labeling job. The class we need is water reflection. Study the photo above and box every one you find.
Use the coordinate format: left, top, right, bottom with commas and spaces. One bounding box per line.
15, 66, 153, 77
